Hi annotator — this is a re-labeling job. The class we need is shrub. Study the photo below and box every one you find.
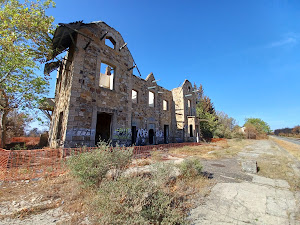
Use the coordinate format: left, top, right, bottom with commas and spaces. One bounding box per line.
67, 144, 132, 187
11, 143, 27, 150
179, 158, 203, 178
152, 162, 179, 187
94, 176, 187, 224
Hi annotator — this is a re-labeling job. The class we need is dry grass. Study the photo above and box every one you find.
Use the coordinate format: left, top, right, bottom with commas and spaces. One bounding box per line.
151, 150, 167, 161
270, 137, 300, 160
174, 176, 213, 198
257, 153, 300, 191
169, 139, 251, 159
131, 158, 152, 167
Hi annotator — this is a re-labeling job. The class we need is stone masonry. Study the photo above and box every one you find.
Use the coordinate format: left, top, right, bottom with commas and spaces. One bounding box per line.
48, 21, 199, 148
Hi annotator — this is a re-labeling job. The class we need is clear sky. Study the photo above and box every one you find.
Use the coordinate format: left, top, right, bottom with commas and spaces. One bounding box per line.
43, 0, 300, 130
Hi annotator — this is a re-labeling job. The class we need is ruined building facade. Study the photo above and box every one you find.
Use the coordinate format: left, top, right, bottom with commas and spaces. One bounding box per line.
48, 21, 199, 148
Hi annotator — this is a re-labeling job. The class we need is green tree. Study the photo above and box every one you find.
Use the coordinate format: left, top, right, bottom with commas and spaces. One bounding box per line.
244, 118, 271, 135
0, 0, 55, 147
214, 111, 236, 138
195, 84, 218, 138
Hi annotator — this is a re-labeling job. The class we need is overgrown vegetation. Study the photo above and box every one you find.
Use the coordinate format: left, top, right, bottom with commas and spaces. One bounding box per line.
94, 176, 187, 224
243, 118, 271, 139
179, 158, 203, 178
67, 143, 211, 224
67, 144, 132, 187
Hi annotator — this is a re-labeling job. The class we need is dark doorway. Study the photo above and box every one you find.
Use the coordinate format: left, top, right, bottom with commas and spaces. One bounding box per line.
190, 125, 193, 137
95, 113, 112, 145
182, 128, 185, 142
149, 129, 154, 145
164, 125, 169, 144
56, 112, 63, 140
131, 126, 137, 145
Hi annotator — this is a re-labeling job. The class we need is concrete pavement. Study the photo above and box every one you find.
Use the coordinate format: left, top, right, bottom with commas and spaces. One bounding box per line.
189, 140, 300, 225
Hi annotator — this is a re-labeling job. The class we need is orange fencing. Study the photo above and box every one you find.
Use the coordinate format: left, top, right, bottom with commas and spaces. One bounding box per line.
211, 138, 227, 143
0, 142, 202, 182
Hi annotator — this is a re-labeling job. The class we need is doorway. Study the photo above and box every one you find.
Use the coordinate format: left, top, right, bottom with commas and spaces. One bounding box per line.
131, 126, 137, 145
164, 125, 169, 144
149, 129, 154, 144
190, 125, 193, 137
95, 113, 112, 145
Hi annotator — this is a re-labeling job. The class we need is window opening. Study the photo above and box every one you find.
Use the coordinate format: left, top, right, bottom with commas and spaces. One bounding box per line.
163, 100, 168, 110
100, 62, 114, 90
188, 99, 191, 108
105, 37, 116, 49
132, 90, 138, 104
149, 91, 155, 107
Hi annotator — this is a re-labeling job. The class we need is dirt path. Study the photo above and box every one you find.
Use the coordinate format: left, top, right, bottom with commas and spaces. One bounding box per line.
189, 140, 300, 225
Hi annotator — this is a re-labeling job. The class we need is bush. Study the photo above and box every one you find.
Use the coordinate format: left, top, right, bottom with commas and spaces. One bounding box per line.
67, 144, 132, 187
152, 162, 179, 187
179, 158, 203, 178
94, 176, 187, 225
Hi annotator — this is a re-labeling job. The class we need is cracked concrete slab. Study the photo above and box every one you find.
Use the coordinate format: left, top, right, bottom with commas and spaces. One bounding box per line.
189, 140, 300, 225
189, 179, 298, 225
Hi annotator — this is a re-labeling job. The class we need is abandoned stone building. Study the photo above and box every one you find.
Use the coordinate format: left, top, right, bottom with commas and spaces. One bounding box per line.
47, 21, 199, 148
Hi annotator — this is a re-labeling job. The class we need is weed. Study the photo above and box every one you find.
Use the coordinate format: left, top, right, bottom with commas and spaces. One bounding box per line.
67, 144, 132, 187
152, 162, 179, 187
11, 144, 27, 150
179, 158, 202, 178
93, 176, 187, 225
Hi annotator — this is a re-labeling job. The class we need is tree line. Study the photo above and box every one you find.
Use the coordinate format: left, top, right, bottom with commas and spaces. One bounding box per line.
274, 126, 300, 138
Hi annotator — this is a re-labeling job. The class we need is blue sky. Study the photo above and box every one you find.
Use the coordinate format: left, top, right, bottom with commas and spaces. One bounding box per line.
42, 0, 300, 130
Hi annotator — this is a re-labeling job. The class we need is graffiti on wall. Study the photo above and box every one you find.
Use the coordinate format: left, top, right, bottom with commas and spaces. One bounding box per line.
137, 129, 148, 138
113, 128, 132, 140
155, 129, 163, 138
67, 128, 93, 136
136, 128, 148, 145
